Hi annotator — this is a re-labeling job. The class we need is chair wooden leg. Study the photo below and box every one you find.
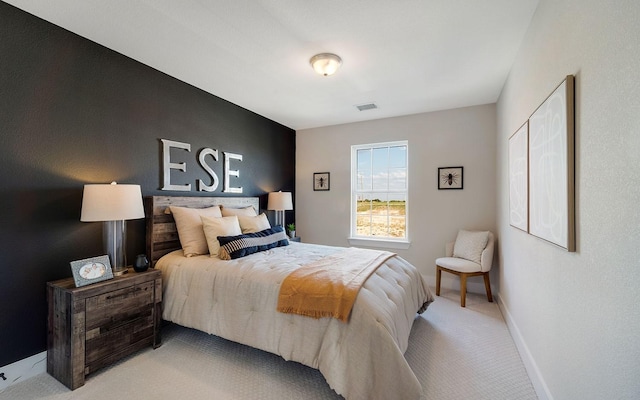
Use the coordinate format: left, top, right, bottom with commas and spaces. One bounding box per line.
460, 273, 467, 307
483, 272, 493, 303
435, 266, 441, 296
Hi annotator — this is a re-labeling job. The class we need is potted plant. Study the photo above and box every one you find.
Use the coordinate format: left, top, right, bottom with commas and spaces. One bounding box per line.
286, 223, 296, 238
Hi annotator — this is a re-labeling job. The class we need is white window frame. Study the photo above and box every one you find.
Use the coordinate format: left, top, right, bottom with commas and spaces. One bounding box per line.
349, 140, 410, 249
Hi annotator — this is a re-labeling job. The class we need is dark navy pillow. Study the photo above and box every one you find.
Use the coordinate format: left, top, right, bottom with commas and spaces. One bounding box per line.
218, 226, 289, 260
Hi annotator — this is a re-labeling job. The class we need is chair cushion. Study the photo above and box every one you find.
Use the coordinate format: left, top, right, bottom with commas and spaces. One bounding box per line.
436, 257, 482, 273
453, 230, 489, 264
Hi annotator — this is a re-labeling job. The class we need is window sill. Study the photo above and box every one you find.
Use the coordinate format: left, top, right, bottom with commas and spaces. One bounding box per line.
348, 237, 411, 250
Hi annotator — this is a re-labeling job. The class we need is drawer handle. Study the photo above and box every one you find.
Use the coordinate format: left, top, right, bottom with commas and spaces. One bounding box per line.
103, 315, 143, 332
106, 287, 143, 300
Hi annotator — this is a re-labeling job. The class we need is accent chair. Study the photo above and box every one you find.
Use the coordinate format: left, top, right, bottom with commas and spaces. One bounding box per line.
435, 230, 494, 307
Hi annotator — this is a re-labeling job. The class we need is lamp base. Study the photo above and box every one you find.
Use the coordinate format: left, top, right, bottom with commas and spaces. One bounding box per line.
104, 220, 129, 277
112, 266, 129, 276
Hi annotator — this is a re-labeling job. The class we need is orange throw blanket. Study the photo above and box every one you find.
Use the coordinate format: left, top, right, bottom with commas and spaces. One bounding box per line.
277, 248, 395, 322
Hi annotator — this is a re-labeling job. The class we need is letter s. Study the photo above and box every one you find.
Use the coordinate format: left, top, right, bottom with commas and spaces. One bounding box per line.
197, 148, 219, 192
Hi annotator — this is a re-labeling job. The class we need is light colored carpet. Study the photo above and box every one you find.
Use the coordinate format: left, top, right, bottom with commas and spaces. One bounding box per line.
0, 290, 537, 400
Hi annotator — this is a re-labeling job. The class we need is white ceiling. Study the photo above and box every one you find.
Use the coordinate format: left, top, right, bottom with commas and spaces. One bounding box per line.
4, 0, 539, 130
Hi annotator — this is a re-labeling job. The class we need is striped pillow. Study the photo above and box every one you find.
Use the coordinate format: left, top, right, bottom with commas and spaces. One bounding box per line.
218, 226, 289, 260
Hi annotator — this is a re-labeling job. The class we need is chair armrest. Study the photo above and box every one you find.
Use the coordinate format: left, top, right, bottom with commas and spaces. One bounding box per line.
480, 232, 495, 272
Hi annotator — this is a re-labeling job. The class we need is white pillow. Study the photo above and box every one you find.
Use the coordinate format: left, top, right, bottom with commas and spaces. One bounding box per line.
237, 213, 271, 233
453, 230, 489, 264
201, 215, 242, 257
170, 205, 222, 257
221, 205, 258, 217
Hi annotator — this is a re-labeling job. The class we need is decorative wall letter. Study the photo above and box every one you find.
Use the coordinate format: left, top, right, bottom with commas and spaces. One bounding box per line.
223, 152, 243, 193
161, 139, 191, 191
160, 139, 244, 193
197, 148, 219, 192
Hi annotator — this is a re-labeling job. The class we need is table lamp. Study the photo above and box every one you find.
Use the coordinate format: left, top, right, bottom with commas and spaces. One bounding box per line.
267, 191, 293, 228
80, 182, 145, 276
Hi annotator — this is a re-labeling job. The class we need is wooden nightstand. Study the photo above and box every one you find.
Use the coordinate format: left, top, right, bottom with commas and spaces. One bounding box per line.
47, 268, 162, 390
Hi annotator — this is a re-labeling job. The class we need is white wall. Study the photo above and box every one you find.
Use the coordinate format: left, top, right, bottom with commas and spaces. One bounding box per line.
296, 104, 497, 287
496, 0, 640, 399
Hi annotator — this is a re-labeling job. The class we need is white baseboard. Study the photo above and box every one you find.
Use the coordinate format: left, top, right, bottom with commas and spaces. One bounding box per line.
0, 351, 47, 392
496, 294, 553, 400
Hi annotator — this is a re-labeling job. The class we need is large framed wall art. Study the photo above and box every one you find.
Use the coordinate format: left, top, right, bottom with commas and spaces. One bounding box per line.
528, 75, 575, 251
508, 121, 529, 232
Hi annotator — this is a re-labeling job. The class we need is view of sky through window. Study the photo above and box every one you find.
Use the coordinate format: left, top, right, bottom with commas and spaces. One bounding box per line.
356, 145, 407, 200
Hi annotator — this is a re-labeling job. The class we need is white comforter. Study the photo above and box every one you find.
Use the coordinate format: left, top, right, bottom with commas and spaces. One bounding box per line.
156, 242, 434, 400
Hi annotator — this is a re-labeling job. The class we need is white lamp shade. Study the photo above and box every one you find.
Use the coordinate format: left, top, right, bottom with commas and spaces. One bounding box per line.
267, 191, 293, 211
81, 183, 145, 222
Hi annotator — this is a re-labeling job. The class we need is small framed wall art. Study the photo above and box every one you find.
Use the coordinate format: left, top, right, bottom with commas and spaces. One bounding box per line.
70, 255, 114, 287
438, 166, 463, 190
313, 172, 330, 191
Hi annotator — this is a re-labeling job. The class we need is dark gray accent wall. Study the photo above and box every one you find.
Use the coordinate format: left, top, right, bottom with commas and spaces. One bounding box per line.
0, 3, 295, 367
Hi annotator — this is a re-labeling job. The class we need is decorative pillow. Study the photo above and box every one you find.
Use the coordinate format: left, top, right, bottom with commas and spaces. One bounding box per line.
221, 205, 258, 217
218, 226, 289, 260
170, 205, 223, 257
453, 230, 489, 264
237, 213, 271, 233
201, 215, 243, 257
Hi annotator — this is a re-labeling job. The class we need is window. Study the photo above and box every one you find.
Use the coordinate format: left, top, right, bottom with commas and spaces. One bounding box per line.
350, 141, 408, 246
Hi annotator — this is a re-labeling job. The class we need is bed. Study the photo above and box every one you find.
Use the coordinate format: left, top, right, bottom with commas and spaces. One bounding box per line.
145, 196, 434, 400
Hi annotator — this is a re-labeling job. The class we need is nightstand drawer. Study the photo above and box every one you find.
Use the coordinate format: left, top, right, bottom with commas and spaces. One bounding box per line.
85, 280, 155, 329
84, 279, 156, 370
85, 309, 154, 368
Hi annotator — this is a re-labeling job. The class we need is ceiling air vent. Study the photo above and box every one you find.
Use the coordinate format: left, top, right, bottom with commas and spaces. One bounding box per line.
355, 103, 378, 111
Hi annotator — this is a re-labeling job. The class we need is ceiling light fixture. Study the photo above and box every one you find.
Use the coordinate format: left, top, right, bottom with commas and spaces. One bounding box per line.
309, 53, 342, 76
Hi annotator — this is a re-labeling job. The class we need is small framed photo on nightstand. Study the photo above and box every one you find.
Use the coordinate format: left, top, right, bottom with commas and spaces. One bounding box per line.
70, 255, 114, 287
314, 172, 330, 191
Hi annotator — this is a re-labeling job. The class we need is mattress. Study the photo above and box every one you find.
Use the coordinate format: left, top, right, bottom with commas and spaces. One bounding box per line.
156, 241, 433, 400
